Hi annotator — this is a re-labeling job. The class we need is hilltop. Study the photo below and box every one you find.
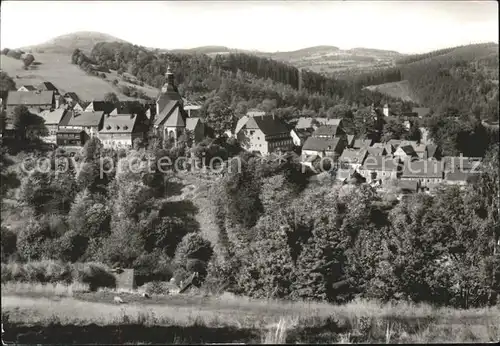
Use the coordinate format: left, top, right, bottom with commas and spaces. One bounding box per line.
19, 31, 129, 55
363, 43, 499, 118
0, 52, 158, 102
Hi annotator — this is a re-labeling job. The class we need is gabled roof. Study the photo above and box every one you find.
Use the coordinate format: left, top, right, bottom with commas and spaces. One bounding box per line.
245, 115, 289, 136
100, 114, 138, 134
57, 128, 84, 134
63, 92, 79, 101
361, 156, 400, 171
164, 107, 185, 127
412, 107, 431, 118
186, 117, 201, 131
302, 137, 340, 152
68, 111, 104, 127
353, 138, 373, 149
86, 101, 115, 114
396, 180, 419, 192
296, 117, 342, 129
154, 100, 180, 127
399, 140, 426, 153
367, 146, 387, 156
7, 91, 54, 106
401, 160, 443, 179
246, 109, 266, 117
443, 156, 482, 172
387, 139, 402, 148
37, 82, 58, 92
339, 148, 368, 164
59, 109, 74, 126
18, 85, 37, 91
313, 125, 341, 137
235, 115, 249, 134
395, 145, 416, 156
292, 127, 314, 139
425, 144, 439, 159
445, 171, 480, 183
39, 108, 67, 125
347, 134, 355, 146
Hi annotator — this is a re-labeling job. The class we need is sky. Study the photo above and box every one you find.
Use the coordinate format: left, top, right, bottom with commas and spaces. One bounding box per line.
0, 1, 498, 54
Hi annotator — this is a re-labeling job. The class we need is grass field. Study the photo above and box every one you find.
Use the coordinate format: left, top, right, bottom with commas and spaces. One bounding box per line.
364, 80, 417, 103
1, 53, 158, 102
2, 282, 499, 344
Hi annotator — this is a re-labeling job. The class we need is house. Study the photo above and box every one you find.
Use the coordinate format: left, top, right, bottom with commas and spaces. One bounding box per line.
37, 82, 59, 95
296, 117, 343, 130
183, 99, 203, 117
367, 146, 387, 157
72, 102, 85, 114
290, 127, 313, 146
38, 108, 68, 142
302, 137, 346, 159
396, 179, 419, 193
64, 111, 105, 142
352, 138, 373, 149
237, 115, 293, 155
424, 144, 441, 160
17, 85, 37, 92
412, 107, 431, 118
6, 90, 55, 114
359, 156, 401, 183
246, 109, 266, 117
399, 140, 426, 158
85, 100, 116, 114
99, 113, 143, 149
393, 144, 418, 161
443, 156, 482, 173
444, 171, 480, 186
401, 159, 444, 188
387, 139, 402, 149
339, 148, 368, 170
185, 117, 205, 143
56, 129, 85, 147
153, 67, 189, 143
312, 124, 345, 139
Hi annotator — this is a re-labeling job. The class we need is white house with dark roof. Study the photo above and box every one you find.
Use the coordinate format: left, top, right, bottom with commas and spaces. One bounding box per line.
359, 156, 401, 184
99, 113, 142, 148
63, 110, 105, 142
302, 137, 345, 159
236, 115, 293, 155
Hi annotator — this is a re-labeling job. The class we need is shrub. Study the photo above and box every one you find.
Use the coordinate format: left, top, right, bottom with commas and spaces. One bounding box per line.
144, 281, 171, 295
73, 262, 116, 291
1, 226, 17, 262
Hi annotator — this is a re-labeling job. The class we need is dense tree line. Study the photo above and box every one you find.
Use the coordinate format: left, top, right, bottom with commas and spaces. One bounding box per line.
207, 145, 499, 308
340, 43, 499, 121
89, 42, 405, 115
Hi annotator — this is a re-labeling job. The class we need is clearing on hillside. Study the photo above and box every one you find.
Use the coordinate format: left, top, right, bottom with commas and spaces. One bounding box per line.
364, 80, 417, 103
1, 53, 158, 102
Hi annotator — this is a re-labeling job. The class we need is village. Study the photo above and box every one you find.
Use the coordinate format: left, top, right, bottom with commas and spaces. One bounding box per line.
1, 65, 483, 196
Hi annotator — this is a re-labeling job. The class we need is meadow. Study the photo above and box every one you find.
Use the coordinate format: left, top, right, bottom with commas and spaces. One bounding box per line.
2, 281, 499, 344
364, 80, 416, 103
0, 53, 158, 101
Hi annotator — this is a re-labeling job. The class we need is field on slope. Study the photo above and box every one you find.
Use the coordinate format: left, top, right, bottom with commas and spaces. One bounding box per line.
364, 80, 417, 103
1, 53, 158, 102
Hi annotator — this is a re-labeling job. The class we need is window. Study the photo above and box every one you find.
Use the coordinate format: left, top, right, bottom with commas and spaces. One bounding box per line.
257, 137, 260, 140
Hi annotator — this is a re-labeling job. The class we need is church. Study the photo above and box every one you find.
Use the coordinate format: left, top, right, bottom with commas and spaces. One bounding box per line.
152, 66, 206, 144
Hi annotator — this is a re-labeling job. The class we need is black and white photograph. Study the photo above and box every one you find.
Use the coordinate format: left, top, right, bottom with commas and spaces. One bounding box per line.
0, 0, 499, 344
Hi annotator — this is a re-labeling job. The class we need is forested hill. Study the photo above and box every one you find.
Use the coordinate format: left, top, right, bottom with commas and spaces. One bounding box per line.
89, 41, 408, 117
352, 43, 499, 121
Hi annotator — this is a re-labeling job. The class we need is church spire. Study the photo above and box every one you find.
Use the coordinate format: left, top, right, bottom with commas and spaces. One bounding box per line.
161, 65, 175, 93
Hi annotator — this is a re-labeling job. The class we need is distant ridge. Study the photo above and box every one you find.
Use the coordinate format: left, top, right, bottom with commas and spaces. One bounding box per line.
18, 31, 129, 54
